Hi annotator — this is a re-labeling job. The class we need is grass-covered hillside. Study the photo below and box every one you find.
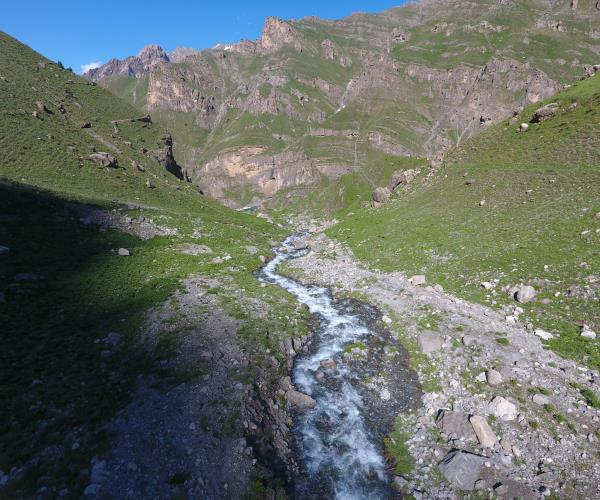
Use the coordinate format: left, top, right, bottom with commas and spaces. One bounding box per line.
0, 32, 305, 497
330, 73, 600, 370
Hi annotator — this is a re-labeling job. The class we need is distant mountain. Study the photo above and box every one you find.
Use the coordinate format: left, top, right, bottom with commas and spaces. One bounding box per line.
87, 0, 600, 209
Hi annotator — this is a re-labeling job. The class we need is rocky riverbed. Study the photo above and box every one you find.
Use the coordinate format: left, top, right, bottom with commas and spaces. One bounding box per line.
281, 232, 600, 499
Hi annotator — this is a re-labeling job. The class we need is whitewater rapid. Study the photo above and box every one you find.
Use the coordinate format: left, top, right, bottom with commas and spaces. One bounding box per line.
258, 236, 390, 499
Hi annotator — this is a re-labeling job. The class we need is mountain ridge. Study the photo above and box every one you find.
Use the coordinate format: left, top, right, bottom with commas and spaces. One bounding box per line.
85, 0, 600, 208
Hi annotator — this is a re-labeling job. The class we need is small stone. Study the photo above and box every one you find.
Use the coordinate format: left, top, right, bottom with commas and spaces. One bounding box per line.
409, 275, 427, 286
519, 123, 529, 132
534, 329, 554, 341
486, 369, 503, 386
500, 438, 512, 454
286, 390, 316, 409
245, 246, 258, 255
474, 479, 486, 490
481, 281, 494, 290
117, 248, 130, 256
382, 315, 392, 324
581, 325, 596, 340
105, 332, 122, 346
0, 245, 10, 255
532, 393, 551, 405
479, 200, 486, 207
145, 179, 155, 189
320, 359, 336, 370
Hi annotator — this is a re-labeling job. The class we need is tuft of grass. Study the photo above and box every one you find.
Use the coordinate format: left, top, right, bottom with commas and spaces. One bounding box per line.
384, 417, 415, 476
581, 388, 600, 409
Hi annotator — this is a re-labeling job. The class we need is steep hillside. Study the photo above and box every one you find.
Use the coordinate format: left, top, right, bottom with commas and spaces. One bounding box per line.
330, 70, 600, 370
89, 0, 600, 208
0, 32, 306, 498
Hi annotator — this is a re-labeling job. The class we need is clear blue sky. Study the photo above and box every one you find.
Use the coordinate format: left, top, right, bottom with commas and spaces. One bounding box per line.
1, 0, 405, 74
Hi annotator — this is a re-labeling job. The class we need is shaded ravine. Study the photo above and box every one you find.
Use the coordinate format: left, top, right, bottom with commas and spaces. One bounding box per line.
259, 236, 420, 499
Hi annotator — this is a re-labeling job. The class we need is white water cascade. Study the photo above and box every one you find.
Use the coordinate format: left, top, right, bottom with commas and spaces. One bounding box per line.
259, 236, 391, 499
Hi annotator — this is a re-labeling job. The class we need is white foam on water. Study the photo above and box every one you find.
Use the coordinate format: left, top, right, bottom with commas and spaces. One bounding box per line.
259, 236, 388, 499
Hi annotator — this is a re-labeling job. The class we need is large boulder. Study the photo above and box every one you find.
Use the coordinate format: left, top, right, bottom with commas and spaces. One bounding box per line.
531, 103, 558, 123
371, 187, 391, 207
511, 284, 536, 303
469, 415, 497, 448
436, 410, 477, 442
438, 450, 486, 491
388, 169, 416, 190
88, 152, 118, 168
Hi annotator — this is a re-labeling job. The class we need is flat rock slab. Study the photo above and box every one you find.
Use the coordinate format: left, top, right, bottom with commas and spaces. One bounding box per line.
436, 410, 477, 442
418, 331, 442, 355
438, 450, 486, 491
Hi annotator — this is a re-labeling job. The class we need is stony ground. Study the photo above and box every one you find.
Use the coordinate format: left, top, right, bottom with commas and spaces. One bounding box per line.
283, 232, 600, 499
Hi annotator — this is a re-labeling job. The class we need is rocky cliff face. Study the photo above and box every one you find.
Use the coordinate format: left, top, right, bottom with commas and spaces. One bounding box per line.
92, 0, 600, 208
84, 44, 169, 80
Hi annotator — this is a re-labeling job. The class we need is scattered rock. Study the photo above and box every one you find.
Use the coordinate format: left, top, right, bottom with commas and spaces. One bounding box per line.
531, 103, 559, 123
485, 369, 503, 386
436, 410, 477, 442
418, 331, 442, 355
514, 285, 536, 303
145, 179, 155, 189
438, 450, 485, 491
581, 325, 596, 340
532, 393, 551, 405
80, 122, 91, 128
488, 396, 517, 421
409, 275, 426, 286
105, 332, 122, 347
494, 482, 509, 495
88, 152, 118, 168
117, 248, 131, 256
481, 281, 494, 290
0, 245, 9, 255
245, 246, 258, 255
320, 359, 336, 370
35, 101, 49, 113
534, 328, 554, 341
479, 200, 486, 207
382, 315, 392, 324
469, 415, 497, 448
371, 187, 391, 207
293, 239, 309, 251
286, 389, 316, 409
518, 123, 529, 132
179, 244, 213, 255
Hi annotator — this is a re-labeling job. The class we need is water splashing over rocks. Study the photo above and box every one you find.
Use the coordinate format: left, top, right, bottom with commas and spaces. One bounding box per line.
259, 236, 421, 498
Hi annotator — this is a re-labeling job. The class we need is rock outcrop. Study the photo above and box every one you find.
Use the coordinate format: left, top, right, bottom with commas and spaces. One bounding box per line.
84, 45, 169, 81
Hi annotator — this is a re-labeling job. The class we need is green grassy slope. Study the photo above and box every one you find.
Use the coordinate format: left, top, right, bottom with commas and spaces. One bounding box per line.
0, 32, 304, 497
330, 74, 600, 369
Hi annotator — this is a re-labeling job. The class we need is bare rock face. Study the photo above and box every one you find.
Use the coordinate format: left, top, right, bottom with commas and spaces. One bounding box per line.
85, 45, 169, 81
193, 147, 318, 208
148, 135, 187, 181
168, 47, 200, 63
258, 17, 300, 53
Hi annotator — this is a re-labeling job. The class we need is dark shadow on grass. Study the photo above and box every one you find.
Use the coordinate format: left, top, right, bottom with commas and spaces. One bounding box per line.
0, 181, 173, 495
